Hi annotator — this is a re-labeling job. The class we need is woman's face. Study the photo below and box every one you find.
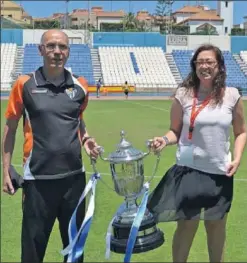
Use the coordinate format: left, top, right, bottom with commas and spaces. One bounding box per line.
195, 50, 219, 84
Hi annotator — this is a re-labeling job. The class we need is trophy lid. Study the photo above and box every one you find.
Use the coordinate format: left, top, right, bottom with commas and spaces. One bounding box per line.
108, 131, 144, 163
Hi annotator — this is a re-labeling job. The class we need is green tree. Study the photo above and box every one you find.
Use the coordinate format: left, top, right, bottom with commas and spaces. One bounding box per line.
172, 25, 190, 35
231, 28, 245, 36
34, 20, 60, 29
155, 0, 174, 34
122, 12, 138, 31
100, 22, 124, 32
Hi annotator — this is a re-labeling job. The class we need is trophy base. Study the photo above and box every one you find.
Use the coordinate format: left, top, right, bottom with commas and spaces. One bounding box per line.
110, 217, 165, 254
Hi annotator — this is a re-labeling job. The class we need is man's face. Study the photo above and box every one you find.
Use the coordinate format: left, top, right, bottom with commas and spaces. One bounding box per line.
39, 32, 70, 69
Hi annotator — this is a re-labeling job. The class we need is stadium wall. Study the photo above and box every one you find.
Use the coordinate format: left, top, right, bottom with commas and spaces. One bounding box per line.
22, 29, 88, 45
188, 35, 231, 51
231, 36, 247, 53
1, 29, 247, 54
1, 29, 23, 46
92, 32, 166, 50
166, 35, 231, 52
166, 35, 189, 52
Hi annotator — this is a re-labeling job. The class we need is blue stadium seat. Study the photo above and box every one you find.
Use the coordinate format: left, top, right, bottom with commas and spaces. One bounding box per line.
172, 50, 247, 91
22, 44, 95, 85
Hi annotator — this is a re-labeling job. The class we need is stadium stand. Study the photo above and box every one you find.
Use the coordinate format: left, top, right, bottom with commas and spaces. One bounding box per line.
67, 44, 94, 85
1, 42, 246, 94
172, 50, 192, 81
22, 44, 95, 85
98, 46, 177, 89
172, 50, 247, 89
223, 51, 247, 88
1, 43, 17, 90
22, 44, 42, 74
240, 51, 247, 64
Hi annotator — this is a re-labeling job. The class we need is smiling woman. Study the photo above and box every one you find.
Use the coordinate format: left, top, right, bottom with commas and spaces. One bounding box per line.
147, 44, 247, 263
180, 44, 227, 104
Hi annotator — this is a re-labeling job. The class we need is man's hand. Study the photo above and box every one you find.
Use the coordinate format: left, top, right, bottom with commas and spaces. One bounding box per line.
2, 170, 15, 195
83, 137, 100, 159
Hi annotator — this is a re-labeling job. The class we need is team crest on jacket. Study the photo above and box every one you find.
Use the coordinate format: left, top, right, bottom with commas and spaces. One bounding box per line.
65, 87, 77, 99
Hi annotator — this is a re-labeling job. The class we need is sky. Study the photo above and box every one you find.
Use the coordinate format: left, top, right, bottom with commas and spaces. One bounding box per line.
14, 1, 247, 25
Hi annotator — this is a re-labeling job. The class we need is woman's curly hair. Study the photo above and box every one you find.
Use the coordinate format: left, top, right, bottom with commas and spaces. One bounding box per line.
178, 44, 227, 104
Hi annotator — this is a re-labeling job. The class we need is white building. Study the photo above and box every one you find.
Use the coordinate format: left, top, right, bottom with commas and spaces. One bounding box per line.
173, 6, 205, 24
96, 11, 125, 31
217, 1, 233, 35
173, 3, 233, 35
244, 16, 247, 35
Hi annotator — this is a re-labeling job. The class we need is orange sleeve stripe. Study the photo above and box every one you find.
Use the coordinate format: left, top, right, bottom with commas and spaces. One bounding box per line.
5, 75, 30, 120
78, 76, 89, 119
23, 119, 33, 164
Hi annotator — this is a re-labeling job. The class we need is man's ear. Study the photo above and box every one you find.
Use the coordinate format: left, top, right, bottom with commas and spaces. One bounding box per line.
38, 45, 43, 56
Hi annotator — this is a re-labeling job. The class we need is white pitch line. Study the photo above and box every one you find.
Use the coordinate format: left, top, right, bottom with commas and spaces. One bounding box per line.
127, 101, 170, 112
4, 163, 247, 181
90, 110, 115, 115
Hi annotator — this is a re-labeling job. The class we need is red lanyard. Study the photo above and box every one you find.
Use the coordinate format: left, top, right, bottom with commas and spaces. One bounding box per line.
188, 92, 211, 140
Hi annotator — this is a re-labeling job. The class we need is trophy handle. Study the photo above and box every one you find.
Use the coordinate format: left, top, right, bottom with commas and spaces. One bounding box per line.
147, 151, 161, 184
143, 139, 161, 184
97, 146, 111, 162
142, 139, 153, 157
91, 147, 115, 192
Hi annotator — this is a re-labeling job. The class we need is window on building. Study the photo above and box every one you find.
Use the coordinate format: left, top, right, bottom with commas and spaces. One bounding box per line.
225, 1, 228, 8
225, 27, 228, 33
71, 18, 78, 21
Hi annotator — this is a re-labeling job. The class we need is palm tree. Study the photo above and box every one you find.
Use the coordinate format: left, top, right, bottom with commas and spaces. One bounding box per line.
122, 12, 138, 31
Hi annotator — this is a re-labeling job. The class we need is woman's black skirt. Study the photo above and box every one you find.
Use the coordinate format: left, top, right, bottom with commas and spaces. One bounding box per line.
147, 165, 233, 222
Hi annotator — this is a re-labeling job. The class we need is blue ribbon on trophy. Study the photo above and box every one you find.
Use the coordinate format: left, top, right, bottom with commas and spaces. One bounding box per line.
124, 182, 150, 263
61, 172, 100, 262
105, 182, 150, 263
105, 203, 126, 259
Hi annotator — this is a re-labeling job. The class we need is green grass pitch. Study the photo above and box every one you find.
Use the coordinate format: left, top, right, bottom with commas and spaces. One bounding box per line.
1, 100, 247, 262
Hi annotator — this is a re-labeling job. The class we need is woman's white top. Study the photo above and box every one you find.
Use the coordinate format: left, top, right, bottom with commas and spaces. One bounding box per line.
175, 87, 240, 175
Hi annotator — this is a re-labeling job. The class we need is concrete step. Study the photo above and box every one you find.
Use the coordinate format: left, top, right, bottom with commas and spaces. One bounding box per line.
165, 53, 182, 84
90, 49, 103, 82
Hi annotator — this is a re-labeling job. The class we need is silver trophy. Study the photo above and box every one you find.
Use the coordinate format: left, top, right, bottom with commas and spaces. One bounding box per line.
95, 130, 164, 254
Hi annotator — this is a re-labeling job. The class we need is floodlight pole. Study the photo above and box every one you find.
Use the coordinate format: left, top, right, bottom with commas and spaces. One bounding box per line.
1, 0, 4, 29
165, 0, 174, 35
65, 0, 69, 29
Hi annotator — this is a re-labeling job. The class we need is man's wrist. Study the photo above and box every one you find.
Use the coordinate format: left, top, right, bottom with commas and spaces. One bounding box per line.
3, 167, 10, 176
82, 136, 92, 146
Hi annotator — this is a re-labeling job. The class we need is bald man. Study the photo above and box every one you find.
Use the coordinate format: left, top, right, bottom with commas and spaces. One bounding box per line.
2, 29, 99, 263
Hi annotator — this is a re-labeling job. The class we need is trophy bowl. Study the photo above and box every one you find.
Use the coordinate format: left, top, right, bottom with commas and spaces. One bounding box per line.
98, 131, 165, 254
